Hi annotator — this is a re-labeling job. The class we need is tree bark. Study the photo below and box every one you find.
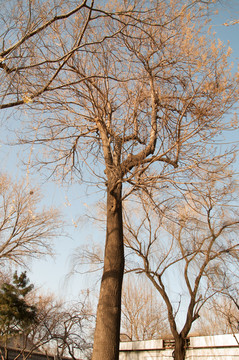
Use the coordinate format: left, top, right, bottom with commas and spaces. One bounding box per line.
173, 336, 187, 360
92, 183, 124, 360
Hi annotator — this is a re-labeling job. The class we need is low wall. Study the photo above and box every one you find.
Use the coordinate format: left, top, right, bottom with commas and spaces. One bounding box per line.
119, 334, 239, 360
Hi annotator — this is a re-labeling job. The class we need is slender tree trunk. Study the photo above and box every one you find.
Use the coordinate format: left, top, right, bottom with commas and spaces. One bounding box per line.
92, 183, 124, 360
173, 336, 186, 360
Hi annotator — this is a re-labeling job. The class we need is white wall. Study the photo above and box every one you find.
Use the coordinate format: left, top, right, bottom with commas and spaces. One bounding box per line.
119, 334, 239, 360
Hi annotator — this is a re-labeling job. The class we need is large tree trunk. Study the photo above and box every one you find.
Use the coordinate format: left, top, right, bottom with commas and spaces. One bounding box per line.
92, 183, 124, 360
173, 336, 187, 360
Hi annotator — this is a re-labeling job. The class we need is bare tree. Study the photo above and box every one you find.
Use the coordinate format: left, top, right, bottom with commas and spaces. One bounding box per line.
0, 288, 94, 360
192, 257, 239, 337
193, 294, 239, 338
0, 174, 62, 269
30, 292, 95, 360
0, 0, 98, 110
1, 1, 238, 359
215, 296, 239, 345
121, 277, 169, 341
124, 171, 239, 360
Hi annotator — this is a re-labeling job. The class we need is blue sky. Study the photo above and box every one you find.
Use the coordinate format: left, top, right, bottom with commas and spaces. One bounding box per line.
0, 1, 238, 304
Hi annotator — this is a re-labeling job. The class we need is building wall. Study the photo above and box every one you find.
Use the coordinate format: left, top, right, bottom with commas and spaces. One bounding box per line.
119, 334, 239, 360
0, 346, 72, 360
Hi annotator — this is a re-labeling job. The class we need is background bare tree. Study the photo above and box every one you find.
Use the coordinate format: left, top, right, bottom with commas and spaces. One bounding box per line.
124, 169, 239, 360
1, 1, 238, 359
0, 285, 94, 360
193, 294, 239, 338
0, 173, 62, 269
121, 277, 169, 341
30, 292, 95, 360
